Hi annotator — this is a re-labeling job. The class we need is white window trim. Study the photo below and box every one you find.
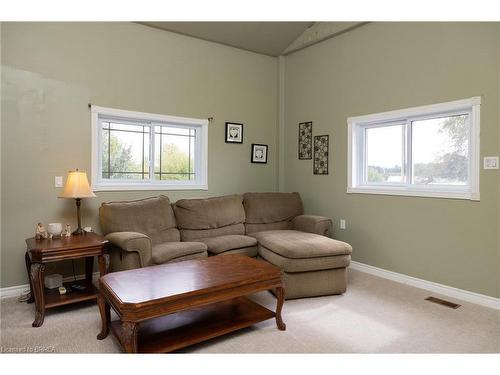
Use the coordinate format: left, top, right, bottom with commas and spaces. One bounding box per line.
347, 97, 481, 201
91, 105, 208, 191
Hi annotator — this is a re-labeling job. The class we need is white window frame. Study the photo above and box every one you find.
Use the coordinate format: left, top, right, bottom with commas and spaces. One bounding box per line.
91, 105, 208, 191
347, 97, 481, 201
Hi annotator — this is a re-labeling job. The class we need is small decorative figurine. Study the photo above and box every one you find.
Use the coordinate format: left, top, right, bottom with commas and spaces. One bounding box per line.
61, 224, 72, 238
35, 223, 49, 240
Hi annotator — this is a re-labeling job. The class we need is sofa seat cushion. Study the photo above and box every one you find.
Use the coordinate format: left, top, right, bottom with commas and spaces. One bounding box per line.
198, 235, 258, 255
250, 230, 352, 258
217, 246, 259, 258
259, 246, 350, 273
151, 241, 207, 264
180, 223, 245, 241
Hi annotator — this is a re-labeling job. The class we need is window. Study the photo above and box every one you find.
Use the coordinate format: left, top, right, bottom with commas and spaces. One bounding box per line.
347, 97, 480, 200
91, 106, 208, 191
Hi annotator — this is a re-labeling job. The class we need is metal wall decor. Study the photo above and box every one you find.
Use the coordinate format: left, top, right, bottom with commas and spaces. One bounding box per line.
313, 135, 329, 175
298, 121, 313, 159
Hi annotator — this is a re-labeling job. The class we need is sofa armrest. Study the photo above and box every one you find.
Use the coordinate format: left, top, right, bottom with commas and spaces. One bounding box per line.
105, 232, 152, 267
292, 215, 333, 237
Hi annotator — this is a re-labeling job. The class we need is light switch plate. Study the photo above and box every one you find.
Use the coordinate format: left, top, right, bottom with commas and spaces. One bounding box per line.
55, 176, 63, 188
340, 219, 346, 230
483, 156, 499, 169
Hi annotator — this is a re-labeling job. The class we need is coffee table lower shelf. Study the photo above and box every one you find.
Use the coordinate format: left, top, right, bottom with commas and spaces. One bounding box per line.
110, 296, 276, 353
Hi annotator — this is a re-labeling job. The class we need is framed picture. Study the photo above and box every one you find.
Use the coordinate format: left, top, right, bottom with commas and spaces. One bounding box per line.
298, 121, 313, 159
225, 122, 243, 143
313, 135, 329, 175
251, 144, 268, 164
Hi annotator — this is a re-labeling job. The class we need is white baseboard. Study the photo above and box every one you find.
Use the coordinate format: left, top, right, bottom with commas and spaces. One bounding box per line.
350, 261, 500, 311
0, 272, 101, 300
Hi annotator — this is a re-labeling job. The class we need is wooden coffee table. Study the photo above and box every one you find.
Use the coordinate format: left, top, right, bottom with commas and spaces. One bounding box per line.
97, 254, 286, 353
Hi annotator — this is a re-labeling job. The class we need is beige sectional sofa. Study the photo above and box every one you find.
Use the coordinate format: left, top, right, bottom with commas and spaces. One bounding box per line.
99, 192, 352, 299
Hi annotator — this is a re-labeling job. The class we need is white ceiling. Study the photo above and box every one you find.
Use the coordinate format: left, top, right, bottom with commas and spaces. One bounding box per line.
140, 22, 314, 56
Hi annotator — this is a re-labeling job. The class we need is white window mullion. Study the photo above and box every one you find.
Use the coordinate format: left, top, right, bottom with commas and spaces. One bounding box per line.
362, 127, 367, 184
93, 115, 103, 186
470, 106, 480, 200
405, 119, 413, 186
359, 127, 368, 186
149, 123, 155, 184
196, 128, 201, 185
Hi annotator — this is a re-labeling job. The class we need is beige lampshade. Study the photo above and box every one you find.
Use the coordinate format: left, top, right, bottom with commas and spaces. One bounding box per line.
59, 170, 96, 199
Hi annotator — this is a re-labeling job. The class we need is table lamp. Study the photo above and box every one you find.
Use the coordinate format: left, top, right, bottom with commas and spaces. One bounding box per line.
59, 169, 96, 235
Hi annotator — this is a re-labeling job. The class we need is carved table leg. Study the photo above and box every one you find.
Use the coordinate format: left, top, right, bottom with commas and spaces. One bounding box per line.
97, 295, 110, 340
24, 252, 35, 303
30, 263, 46, 327
97, 255, 107, 277
120, 321, 139, 353
96, 254, 109, 340
275, 286, 286, 331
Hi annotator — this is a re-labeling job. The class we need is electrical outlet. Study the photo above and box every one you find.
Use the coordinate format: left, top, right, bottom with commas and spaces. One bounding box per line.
484, 156, 499, 169
340, 219, 346, 230
55, 176, 63, 188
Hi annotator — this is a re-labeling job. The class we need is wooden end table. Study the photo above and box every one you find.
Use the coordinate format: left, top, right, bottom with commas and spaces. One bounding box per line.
25, 232, 109, 327
98, 254, 286, 353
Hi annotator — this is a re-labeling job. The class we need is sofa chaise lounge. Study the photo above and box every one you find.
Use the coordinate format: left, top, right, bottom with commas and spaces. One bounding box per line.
99, 192, 352, 299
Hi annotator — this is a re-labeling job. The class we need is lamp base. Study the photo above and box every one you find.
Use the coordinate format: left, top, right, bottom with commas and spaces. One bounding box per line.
72, 227, 85, 236
73, 198, 85, 235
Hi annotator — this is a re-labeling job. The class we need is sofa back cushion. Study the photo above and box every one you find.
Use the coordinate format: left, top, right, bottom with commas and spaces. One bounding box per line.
243, 192, 303, 234
99, 195, 180, 244
173, 195, 246, 240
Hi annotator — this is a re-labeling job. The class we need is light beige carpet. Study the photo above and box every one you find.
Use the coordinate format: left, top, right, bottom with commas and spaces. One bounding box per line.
1, 269, 499, 353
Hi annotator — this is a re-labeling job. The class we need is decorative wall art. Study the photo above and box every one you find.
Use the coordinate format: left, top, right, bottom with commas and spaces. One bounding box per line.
251, 144, 268, 164
225, 122, 244, 143
313, 135, 329, 175
298, 121, 313, 159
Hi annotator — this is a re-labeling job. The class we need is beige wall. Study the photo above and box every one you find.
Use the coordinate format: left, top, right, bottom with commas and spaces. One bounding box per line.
284, 22, 500, 298
1, 22, 278, 288
2, 22, 499, 299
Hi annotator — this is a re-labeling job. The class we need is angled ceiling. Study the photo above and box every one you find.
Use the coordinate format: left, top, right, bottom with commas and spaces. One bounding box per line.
139, 22, 314, 56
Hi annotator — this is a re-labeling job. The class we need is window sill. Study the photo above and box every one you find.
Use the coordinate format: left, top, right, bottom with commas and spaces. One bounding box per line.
93, 183, 208, 192
347, 186, 479, 201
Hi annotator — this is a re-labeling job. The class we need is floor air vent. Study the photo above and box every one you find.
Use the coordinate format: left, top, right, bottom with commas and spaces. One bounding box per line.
425, 296, 461, 309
